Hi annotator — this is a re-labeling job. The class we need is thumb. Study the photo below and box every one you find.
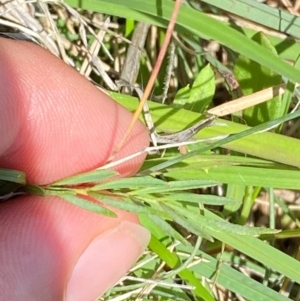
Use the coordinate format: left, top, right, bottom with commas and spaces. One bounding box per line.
0, 196, 150, 301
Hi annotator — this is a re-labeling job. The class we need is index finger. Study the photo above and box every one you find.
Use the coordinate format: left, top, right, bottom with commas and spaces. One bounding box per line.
0, 38, 149, 185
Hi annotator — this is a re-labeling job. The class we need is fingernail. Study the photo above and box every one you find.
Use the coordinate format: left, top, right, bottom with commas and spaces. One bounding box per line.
65, 221, 150, 301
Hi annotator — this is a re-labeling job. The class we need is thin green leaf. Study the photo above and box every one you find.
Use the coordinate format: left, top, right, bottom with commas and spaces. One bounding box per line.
148, 214, 189, 245
129, 180, 218, 195
24, 185, 45, 196
149, 236, 216, 301
203, 210, 300, 283
164, 164, 300, 189
160, 203, 214, 242
139, 110, 300, 174
52, 169, 117, 186
189, 248, 293, 301
56, 192, 117, 217
162, 193, 241, 206
91, 176, 165, 191
89, 192, 166, 216
0, 168, 26, 184
168, 202, 279, 237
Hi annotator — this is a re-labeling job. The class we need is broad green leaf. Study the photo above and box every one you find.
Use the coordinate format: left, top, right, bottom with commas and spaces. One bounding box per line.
52, 169, 117, 186
234, 32, 283, 125
173, 84, 190, 107
186, 64, 215, 113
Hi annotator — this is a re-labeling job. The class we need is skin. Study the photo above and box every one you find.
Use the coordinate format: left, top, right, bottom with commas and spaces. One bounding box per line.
0, 38, 150, 301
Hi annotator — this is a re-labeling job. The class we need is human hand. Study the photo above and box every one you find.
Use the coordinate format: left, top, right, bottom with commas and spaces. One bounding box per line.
0, 38, 150, 301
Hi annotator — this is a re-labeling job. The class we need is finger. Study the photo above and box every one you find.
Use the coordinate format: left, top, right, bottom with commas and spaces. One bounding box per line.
0, 195, 150, 301
0, 38, 151, 300
0, 38, 149, 185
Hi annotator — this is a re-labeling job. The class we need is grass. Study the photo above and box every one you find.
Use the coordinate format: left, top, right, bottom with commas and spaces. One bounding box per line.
1, 0, 300, 300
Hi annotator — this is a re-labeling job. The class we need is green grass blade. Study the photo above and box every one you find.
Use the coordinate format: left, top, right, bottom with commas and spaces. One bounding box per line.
189, 248, 293, 301
66, 0, 300, 83
130, 180, 218, 195
203, 210, 300, 283
112, 93, 300, 169
234, 32, 283, 125
52, 169, 117, 186
201, 0, 300, 39
148, 215, 189, 245
140, 110, 300, 176
149, 235, 216, 301
164, 163, 300, 189
161, 193, 241, 206
47, 191, 117, 217
0, 168, 26, 184
89, 192, 166, 216
91, 176, 166, 191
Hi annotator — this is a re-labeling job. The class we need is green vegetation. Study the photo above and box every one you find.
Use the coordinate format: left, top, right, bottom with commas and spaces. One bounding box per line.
2, 0, 300, 300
